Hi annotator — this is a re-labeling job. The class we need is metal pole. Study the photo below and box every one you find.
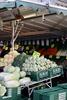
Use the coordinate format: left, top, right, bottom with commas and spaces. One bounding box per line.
12, 21, 15, 51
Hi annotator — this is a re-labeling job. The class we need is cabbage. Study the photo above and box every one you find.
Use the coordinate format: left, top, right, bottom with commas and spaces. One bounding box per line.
15, 67, 20, 72
4, 81, 20, 88
0, 81, 5, 86
11, 72, 20, 80
9, 50, 20, 58
0, 73, 11, 81
3, 50, 20, 66
0, 72, 20, 81
19, 77, 31, 85
0, 84, 6, 96
12, 53, 30, 70
20, 71, 26, 78
4, 66, 15, 73
0, 58, 4, 67
4, 54, 14, 65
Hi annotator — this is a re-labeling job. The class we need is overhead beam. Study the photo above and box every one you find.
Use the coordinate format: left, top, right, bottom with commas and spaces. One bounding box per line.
23, 22, 45, 30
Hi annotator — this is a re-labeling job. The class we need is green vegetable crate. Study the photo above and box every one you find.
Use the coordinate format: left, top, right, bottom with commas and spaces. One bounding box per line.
33, 87, 62, 100
40, 89, 67, 100
27, 70, 50, 81
58, 83, 67, 89
0, 87, 27, 100
49, 67, 63, 77
27, 67, 63, 81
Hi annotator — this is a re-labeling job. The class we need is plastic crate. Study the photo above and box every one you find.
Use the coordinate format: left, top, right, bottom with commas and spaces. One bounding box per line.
40, 89, 67, 100
33, 87, 62, 100
0, 87, 22, 100
49, 67, 63, 77
58, 83, 67, 89
27, 70, 50, 81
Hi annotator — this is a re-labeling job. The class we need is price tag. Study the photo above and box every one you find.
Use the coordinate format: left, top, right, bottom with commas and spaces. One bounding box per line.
32, 51, 40, 58
59, 92, 66, 100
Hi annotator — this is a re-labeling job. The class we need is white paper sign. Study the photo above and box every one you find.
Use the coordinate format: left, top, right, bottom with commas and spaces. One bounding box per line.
46, 39, 49, 46
59, 92, 66, 100
33, 41, 35, 45
37, 40, 40, 45
41, 40, 44, 46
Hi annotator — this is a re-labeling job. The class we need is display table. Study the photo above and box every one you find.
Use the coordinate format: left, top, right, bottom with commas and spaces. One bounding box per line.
21, 75, 61, 100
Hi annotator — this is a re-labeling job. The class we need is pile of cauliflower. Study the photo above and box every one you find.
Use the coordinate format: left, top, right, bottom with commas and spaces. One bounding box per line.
22, 56, 58, 72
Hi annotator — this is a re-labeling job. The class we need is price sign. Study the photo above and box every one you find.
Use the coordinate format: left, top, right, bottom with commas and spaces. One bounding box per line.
59, 92, 66, 100
32, 51, 40, 58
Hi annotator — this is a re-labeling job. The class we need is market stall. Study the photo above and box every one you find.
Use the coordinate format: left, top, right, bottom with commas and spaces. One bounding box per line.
0, 0, 67, 100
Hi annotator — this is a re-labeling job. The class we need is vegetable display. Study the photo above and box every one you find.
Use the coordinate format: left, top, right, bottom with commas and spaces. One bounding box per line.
0, 60, 32, 88
22, 56, 58, 72
0, 51, 62, 87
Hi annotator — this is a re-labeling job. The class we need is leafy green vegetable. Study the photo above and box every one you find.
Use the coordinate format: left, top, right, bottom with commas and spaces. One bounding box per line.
12, 53, 30, 70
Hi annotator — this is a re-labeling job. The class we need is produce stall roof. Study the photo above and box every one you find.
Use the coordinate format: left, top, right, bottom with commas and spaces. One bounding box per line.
0, 12, 66, 39
0, 0, 67, 39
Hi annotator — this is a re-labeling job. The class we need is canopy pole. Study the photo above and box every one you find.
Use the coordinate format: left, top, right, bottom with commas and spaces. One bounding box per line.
11, 20, 24, 51
12, 21, 15, 51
